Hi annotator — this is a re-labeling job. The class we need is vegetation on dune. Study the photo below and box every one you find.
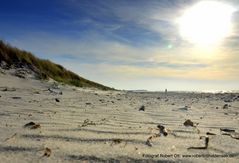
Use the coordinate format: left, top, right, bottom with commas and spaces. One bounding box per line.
0, 40, 114, 90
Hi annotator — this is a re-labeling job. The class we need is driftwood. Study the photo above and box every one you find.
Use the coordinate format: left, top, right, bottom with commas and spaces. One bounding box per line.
188, 136, 209, 150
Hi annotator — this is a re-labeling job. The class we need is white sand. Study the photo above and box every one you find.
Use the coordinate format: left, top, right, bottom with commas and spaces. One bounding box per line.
0, 71, 238, 163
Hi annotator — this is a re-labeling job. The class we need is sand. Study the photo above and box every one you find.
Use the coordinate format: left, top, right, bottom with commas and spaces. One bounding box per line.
0, 70, 238, 163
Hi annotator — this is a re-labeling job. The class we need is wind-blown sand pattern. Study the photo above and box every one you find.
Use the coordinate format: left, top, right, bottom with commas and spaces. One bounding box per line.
0, 72, 238, 163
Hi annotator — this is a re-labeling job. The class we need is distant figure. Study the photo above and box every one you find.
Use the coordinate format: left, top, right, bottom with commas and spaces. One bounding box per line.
165, 89, 167, 94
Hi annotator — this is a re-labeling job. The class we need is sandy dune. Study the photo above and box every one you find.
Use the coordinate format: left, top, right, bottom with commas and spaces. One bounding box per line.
0, 72, 238, 163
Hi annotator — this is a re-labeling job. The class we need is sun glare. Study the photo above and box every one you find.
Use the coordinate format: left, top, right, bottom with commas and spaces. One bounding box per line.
179, 1, 235, 46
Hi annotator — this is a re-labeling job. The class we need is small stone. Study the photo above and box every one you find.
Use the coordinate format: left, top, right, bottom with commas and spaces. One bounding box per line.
99, 99, 104, 102
157, 124, 168, 136
171, 145, 176, 151
184, 119, 194, 127
55, 98, 60, 102
24, 122, 36, 128
139, 105, 145, 111
24, 122, 41, 129
223, 104, 229, 109
43, 147, 51, 157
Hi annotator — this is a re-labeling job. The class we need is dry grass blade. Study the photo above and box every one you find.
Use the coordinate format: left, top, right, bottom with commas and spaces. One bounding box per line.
3, 133, 17, 142
220, 128, 235, 132
206, 132, 216, 135
230, 132, 239, 140
146, 134, 160, 147
146, 136, 153, 147
81, 119, 96, 127
222, 132, 239, 140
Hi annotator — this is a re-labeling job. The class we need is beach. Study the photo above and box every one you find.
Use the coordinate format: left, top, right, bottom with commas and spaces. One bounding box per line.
0, 70, 238, 163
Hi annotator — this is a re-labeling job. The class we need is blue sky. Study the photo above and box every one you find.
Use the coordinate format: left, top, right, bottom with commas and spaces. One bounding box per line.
0, 0, 239, 91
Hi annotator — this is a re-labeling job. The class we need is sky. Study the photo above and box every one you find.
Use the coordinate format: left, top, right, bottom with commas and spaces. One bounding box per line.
0, 0, 239, 91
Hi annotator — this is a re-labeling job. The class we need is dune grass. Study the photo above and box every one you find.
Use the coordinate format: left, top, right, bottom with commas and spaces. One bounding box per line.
0, 40, 114, 90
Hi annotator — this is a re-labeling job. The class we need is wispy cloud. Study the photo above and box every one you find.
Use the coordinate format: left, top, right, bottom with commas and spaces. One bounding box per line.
1, 0, 239, 90
9, 26, 239, 82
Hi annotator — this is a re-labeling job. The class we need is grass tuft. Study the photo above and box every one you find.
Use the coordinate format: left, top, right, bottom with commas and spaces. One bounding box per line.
0, 40, 114, 90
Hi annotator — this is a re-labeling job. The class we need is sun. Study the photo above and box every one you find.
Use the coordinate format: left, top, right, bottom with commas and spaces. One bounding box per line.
179, 1, 235, 46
